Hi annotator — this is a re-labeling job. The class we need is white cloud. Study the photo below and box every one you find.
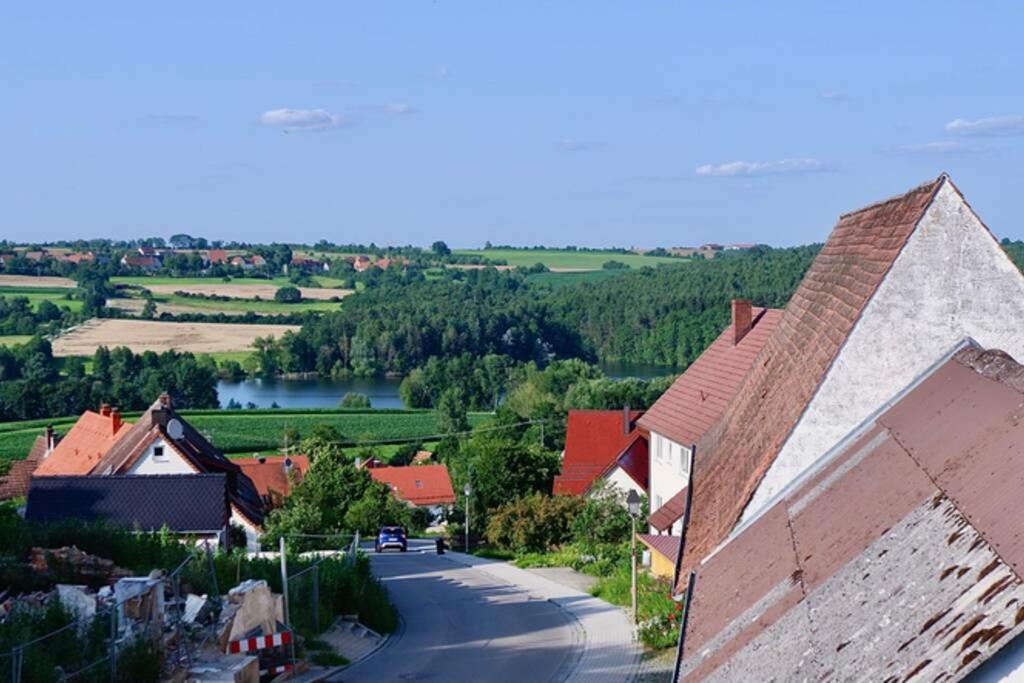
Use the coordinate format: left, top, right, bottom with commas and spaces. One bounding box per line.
820, 90, 847, 102
259, 108, 357, 132
946, 115, 1024, 137
898, 140, 976, 155
555, 139, 592, 153
419, 66, 449, 81
383, 103, 416, 115
695, 158, 825, 178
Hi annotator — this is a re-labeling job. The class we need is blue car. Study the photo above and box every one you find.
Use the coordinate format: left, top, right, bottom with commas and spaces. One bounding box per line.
375, 526, 408, 553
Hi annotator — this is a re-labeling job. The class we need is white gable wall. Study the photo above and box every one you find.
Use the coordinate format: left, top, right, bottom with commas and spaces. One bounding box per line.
602, 463, 640, 498
648, 431, 690, 534
744, 181, 1024, 520
125, 437, 194, 475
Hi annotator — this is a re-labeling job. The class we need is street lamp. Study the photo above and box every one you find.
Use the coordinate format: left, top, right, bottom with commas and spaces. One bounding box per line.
464, 482, 472, 552
626, 489, 641, 626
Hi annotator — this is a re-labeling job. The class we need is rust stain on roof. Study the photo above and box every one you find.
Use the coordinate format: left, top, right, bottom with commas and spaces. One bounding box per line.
676, 347, 1024, 682
677, 176, 947, 584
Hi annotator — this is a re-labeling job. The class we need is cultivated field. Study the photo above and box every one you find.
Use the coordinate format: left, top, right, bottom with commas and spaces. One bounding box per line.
454, 248, 683, 271
0, 274, 77, 288
51, 319, 300, 356
143, 283, 352, 301
0, 409, 491, 461
0, 286, 84, 312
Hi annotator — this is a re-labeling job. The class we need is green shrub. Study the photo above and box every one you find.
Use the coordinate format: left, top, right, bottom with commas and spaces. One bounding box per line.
339, 392, 371, 408
485, 493, 584, 554
273, 285, 302, 303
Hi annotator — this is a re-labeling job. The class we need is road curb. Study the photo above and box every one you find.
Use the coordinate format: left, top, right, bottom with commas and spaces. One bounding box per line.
306, 617, 398, 682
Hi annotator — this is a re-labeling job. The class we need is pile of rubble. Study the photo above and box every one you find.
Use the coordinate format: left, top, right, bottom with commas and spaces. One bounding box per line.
3, 548, 301, 682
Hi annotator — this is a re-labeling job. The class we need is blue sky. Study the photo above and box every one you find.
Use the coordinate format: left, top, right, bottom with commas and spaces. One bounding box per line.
2, 1, 1023, 247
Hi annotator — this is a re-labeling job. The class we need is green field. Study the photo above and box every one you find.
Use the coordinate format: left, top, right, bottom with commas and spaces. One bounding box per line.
0, 409, 491, 461
150, 293, 341, 314
0, 286, 84, 313
454, 248, 682, 270
0, 335, 33, 347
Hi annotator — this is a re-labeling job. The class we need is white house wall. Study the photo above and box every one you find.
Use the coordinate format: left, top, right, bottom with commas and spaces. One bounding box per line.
231, 508, 262, 553
648, 431, 690, 534
745, 181, 1024, 520
125, 438, 194, 475
601, 465, 639, 497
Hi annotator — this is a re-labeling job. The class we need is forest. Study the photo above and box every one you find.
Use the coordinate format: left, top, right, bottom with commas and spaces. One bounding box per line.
256, 244, 820, 381
0, 339, 219, 422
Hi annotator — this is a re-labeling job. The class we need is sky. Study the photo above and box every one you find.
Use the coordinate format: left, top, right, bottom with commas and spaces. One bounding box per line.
2, 1, 1024, 248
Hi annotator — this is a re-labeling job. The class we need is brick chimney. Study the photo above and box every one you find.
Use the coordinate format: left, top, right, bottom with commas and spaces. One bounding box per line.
732, 299, 753, 345
158, 392, 172, 409
99, 404, 111, 417
111, 408, 123, 434
45, 425, 56, 452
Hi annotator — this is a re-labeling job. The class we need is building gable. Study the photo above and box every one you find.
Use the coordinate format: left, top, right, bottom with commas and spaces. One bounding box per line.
745, 179, 1024, 518
125, 436, 196, 475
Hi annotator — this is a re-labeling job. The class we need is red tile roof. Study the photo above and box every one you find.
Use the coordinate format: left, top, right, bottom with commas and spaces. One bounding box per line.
676, 346, 1024, 682
207, 249, 229, 264
637, 533, 679, 563
369, 464, 456, 506
0, 435, 49, 500
34, 411, 132, 476
638, 305, 782, 448
676, 175, 947, 583
553, 410, 645, 495
648, 485, 688, 532
236, 455, 309, 501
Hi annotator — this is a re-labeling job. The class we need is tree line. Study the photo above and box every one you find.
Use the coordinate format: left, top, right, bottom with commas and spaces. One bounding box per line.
0, 339, 219, 422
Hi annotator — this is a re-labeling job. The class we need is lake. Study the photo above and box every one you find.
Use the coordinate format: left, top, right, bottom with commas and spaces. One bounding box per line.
216, 361, 678, 409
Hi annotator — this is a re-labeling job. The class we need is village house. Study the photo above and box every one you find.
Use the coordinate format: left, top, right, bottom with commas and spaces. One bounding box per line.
235, 455, 309, 509
633, 301, 781, 577
284, 256, 329, 274
661, 175, 1024, 597
24, 395, 266, 551
26, 473, 233, 548
368, 464, 457, 525
229, 254, 266, 270
674, 344, 1024, 682
553, 409, 647, 498
205, 248, 230, 265
120, 254, 160, 270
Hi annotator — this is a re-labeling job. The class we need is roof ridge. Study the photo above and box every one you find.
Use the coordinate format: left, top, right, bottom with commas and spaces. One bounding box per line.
837, 174, 946, 220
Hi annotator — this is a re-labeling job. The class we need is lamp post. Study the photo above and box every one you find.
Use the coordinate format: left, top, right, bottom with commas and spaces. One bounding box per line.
626, 489, 641, 626
464, 481, 472, 552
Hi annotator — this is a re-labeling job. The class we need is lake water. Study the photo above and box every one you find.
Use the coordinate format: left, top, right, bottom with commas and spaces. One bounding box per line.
216, 361, 677, 409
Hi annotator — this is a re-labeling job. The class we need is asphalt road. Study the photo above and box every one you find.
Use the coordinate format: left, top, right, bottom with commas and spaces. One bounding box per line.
332, 540, 578, 683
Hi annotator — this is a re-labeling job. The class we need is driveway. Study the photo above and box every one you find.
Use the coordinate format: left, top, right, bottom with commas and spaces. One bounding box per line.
332, 540, 579, 682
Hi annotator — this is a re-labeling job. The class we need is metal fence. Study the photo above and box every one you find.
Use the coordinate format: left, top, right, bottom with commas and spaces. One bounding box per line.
1, 534, 362, 683
0, 546, 218, 683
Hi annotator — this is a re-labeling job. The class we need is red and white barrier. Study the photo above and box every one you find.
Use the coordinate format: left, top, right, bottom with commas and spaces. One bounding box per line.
227, 630, 292, 654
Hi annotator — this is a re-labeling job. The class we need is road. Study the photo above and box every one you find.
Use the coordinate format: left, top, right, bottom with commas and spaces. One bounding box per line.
332, 540, 579, 683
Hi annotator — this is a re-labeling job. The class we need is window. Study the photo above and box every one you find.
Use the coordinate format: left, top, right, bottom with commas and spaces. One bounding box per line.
655, 494, 664, 510
679, 446, 691, 478
153, 445, 166, 461
415, 480, 423, 489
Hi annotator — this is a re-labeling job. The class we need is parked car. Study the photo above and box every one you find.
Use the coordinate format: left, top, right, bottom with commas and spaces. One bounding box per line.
376, 526, 408, 553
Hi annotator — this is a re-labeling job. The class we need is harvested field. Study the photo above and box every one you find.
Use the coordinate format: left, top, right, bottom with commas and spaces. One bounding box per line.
0, 274, 77, 288
51, 319, 300, 356
144, 283, 352, 301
